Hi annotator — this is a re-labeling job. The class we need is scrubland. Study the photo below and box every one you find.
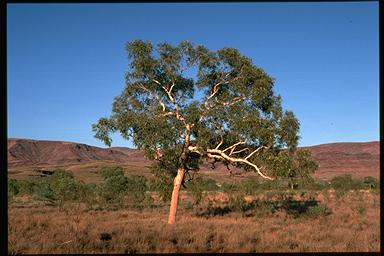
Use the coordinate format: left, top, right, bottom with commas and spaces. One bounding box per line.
7, 167, 380, 253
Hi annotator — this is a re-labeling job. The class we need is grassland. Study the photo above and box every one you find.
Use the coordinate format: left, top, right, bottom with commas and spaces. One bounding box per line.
8, 181, 380, 253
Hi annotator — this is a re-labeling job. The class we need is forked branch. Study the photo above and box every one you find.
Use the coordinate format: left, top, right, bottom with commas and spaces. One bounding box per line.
187, 142, 273, 180
207, 148, 273, 180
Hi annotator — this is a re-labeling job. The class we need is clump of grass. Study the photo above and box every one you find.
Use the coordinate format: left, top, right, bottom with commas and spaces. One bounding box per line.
354, 203, 367, 215
305, 204, 332, 218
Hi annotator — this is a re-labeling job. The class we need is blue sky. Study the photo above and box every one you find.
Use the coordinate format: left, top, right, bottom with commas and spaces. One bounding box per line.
7, 3, 379, 148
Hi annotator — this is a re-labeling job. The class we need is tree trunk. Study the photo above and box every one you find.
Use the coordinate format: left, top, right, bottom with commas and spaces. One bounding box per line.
168, 168, 185, 224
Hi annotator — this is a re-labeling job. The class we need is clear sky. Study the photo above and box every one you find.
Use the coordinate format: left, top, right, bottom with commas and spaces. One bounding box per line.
7, 2, 379, 148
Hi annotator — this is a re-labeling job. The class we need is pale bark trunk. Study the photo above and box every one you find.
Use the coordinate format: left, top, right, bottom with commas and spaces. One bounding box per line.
168, 168, 185, 224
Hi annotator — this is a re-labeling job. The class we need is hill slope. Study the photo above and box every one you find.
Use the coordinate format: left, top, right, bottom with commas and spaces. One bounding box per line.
303, 141, 379, 179
7, 138, 379, 180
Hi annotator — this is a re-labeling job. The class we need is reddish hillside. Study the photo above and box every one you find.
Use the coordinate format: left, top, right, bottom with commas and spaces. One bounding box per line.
8, 139, 379, 179
7, 138, 149, 167
303, 141, 379, 179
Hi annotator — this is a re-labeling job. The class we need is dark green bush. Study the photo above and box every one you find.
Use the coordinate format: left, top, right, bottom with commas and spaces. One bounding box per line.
8, 179, 20, 203
34, 180, 56, 202
301, 179, 330, 191
97, 167, 150, 208
50, 170, 79, 201
99, 166, 125, 179
187, 178, 203, 205
8, 179, 20, 196
14, 179, 37, 195
362, 176, 379, 190
77, 183, 99, 208
305, 204, 332, 218
126, 175, 148, 206
330, 174, 366, 191
98, 171, 129, 203
34, 170, 78, 203
147, 171, 174, 203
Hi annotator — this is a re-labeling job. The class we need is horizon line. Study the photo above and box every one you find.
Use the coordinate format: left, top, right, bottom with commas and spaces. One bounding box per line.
7, 137, 380, 149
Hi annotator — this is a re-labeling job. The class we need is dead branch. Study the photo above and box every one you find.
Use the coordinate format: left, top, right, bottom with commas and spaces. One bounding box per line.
206, 148, 273, 180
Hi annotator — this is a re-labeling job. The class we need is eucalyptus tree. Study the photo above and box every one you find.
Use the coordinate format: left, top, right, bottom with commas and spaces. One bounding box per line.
93, 40, 317, 224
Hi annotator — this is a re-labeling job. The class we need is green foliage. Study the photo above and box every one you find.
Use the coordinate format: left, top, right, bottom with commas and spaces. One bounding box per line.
239, 177, 259, 195
77, 183, 99, 209
330, 174, 366, 191
93, 39, 317, 189
11, 179, 37, 195
34, 180, 56, 202
98, 167, 129, 203
301, 179, 330, 191
305, 204, 332, 218
34, 170, 78, 203
8, 179, 20, 203
221, 182, 239, 193
184, 201, 194, 210
99, 166, 125, 179
8, 179, 20, 195
185, 177, 217, 205
148, 165, 174, 202
126, 175, 148, 205
50, 170, 79, 201
354, 203, 367, 215
264, 149, 318, 189
362, 176, 379, 190
97, 166, 150, 207
187, 179, 203, 205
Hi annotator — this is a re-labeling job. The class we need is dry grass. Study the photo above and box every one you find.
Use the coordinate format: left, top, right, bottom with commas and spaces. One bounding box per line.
8, 190, 380, 254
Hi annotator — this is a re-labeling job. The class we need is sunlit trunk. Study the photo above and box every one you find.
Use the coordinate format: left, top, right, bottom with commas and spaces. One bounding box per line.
168, 168, 185, 224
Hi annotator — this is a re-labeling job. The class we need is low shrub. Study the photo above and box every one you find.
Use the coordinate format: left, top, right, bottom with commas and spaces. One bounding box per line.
98, 169, 129, 204
301, 179, 330, 191
34, 170, 79, 204
239, 178, 260, 195
221, 182, 239, 193
186, 177, 219, 205
126, 175, 149, 208
147, 168, 174, 203
99, 166, 125, 179
98, 166, 150, 208
187, 178, 204, 205
362, 176, 379, 190
305, 204, 332, 218
330, 174, 364, 191
77, 183, 100, 209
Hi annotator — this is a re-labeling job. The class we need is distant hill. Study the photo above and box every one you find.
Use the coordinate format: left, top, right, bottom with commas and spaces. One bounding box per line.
7, 138, 379, 180
303, 141, 379, 179
7, 138, 148, 166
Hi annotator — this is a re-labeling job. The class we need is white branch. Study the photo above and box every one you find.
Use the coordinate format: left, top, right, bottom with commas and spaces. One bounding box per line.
187, 146, 201, 154
222, 141, 245, 153
207, 148, 273, 180
245, 146, 268, 160
230, 147, 249, 156
215, 136, 224, 149
153, 79, 162, 85
222, 96, 245, 107
188, 142, 272, 180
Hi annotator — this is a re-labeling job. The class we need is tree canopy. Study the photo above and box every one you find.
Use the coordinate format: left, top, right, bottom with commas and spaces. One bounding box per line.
93, 39, 317, 184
